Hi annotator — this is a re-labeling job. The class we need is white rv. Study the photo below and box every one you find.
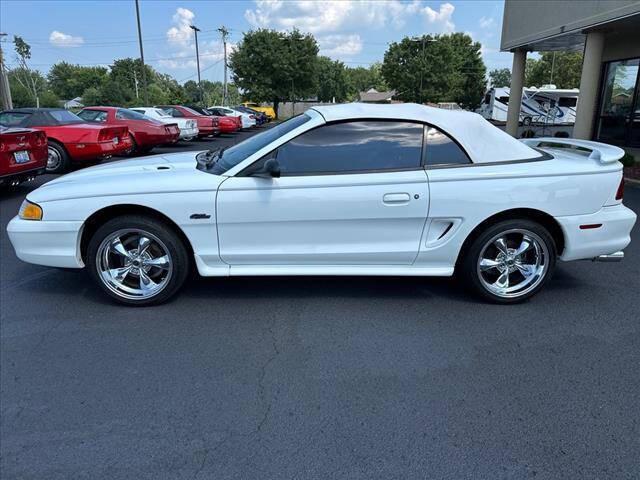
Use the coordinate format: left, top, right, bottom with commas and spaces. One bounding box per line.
477, 85, 579, 125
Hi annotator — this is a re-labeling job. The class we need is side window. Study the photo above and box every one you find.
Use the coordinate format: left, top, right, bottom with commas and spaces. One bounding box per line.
272, 121, 423, 175
424, 126, 471, 166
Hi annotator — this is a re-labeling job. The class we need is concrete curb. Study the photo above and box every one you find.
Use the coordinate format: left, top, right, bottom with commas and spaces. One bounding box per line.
624, 177, 640, 187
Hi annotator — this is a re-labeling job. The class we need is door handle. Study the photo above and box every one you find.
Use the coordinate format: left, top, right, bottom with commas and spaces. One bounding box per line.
383, 193, 411, 204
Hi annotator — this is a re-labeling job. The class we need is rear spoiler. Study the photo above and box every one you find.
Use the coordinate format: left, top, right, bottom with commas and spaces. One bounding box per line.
521, 137, 625, 164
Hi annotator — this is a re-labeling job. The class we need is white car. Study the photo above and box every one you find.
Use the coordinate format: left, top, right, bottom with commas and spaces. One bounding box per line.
208, 106, 256, 129
7, 103, 636, 306
130, 107, 199, 141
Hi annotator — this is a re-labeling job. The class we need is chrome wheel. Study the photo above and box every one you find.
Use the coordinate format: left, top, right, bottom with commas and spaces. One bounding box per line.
96, 229, 173, 300
47, 146, 61, 171
477, 229, 548, 299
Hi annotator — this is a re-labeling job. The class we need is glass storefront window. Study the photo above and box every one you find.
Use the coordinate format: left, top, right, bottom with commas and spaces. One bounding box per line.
596, 58, 640, 146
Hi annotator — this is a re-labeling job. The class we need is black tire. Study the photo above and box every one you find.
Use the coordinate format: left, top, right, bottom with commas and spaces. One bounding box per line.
459, 219, 557, 304
126, 134, 138, 156
86, 215, 190, 306
46, 141, 71, 173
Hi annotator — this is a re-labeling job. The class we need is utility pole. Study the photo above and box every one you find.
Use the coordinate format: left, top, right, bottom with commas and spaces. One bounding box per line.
133, 70, 139, 99
190, 25, 202, 104
218, 26, 229, 106
0, 33, 13, 110
411, 36, 435, 105
134, 0, 148, 104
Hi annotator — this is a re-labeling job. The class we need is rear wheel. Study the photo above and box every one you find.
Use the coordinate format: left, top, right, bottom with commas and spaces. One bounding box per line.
86, 215, 190, 306
46, 141, 70, 173
460, 220, 556, 304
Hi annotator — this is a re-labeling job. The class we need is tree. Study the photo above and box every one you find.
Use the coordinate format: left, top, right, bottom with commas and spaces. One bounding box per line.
382, 33, 486, 109
345, 63, 388, 99
11, 36, 43, 107
316, 56, 349, 102
229, 29, 319, 116
525, 52, 582, 89
48, 62, 108, 99
489, 68, 511, 88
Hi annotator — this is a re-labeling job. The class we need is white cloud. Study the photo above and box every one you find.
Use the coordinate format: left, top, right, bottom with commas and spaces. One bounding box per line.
479, 16, 495, 29
244, 0, 422, 34
49, 30, 84, 47
421, 3, 455, 33
161, 7, 235, 70
318, 34, 363, 57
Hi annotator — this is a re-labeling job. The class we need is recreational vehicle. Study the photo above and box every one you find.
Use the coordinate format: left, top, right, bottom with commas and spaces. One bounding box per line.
477, 85, 579, 125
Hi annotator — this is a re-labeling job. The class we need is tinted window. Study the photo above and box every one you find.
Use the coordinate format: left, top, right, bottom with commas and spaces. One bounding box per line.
78, 109, 108, 122
274, 121, 423, 175
559, 97, 577, 107
424, 127, 471, 166
207, 114, 311, 175
498, 96, 509, 104
0, 112, 31, 127
49, 110, 83, 124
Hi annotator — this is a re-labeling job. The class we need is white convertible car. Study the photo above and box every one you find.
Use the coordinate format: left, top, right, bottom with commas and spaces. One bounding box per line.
7, 104, 636, 305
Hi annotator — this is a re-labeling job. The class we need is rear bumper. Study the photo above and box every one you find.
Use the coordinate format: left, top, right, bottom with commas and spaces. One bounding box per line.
557, 204, 637, 261
179, 127, 199, 139
7, 216, 84, 268
0, 166, 46, 186
67, 139, 132, 161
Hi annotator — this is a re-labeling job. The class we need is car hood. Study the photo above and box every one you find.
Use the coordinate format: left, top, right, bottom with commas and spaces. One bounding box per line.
28, 151, 225, 203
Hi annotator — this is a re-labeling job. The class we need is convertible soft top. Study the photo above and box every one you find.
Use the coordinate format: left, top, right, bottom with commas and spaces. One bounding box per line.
311, 103, 542, 164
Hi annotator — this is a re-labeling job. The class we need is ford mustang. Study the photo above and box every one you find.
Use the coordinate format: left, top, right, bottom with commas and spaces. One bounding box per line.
0, 108, 131, 173
77, 106, 180, 155
6, 104, 636, 306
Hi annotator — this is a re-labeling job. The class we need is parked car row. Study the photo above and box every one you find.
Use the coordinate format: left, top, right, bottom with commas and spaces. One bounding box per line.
0, 103, 271, 186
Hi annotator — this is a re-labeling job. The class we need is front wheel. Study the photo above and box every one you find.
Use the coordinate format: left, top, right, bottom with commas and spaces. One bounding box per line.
460, 220, 556, 304
86, 215, 190, 306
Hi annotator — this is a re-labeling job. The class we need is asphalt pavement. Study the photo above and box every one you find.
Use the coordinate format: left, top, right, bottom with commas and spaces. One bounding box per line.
1, 130, 639, 479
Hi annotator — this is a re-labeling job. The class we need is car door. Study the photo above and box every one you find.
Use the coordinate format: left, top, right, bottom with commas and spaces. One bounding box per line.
216, 120, 429, 266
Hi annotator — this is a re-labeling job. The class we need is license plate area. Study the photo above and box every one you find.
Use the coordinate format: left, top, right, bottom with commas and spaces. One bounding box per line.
14, 151, 30, 164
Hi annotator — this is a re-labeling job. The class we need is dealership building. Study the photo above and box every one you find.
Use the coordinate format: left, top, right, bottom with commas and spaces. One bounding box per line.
501, 0, 640, 150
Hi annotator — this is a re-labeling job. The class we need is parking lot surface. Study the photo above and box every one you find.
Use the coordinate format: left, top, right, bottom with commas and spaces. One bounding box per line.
1, 129, 639, 479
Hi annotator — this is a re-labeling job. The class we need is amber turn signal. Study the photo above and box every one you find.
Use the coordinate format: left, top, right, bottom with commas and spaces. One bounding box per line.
19, 200, 43, 221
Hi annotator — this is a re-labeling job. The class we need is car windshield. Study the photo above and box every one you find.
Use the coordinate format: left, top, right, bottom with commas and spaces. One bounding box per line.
183, 106, 202, 116
202, 114, 311, 175
0, 112, 31, 127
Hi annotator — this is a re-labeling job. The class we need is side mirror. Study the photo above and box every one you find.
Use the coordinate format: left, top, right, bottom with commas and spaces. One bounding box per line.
260, 158, 280, 178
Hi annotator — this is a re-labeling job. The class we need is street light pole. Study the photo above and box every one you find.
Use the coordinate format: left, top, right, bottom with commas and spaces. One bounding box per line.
134, 0, 148, 104
411, 36, 436, 105
190, 25, 202, 104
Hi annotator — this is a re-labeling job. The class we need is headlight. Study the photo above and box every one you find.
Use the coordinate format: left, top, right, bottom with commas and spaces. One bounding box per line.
19, 200, 43, 221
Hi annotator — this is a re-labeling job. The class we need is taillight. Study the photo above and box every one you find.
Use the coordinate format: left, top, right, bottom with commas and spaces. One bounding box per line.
615, 177, 624, 200
36, 131, 47, 146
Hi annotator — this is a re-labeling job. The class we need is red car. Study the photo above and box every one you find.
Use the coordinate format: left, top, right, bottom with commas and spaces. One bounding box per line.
0, 108, 131, 173
187, 105, 241, 134
0, 125, 47, 187
156, 105, 220, 138
77, 107, 180, 155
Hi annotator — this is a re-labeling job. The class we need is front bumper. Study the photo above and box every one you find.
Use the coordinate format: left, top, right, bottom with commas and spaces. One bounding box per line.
7, 216, 84, 268
556, 204, 637, 261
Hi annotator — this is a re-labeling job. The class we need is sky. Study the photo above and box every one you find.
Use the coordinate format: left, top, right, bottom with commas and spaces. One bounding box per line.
0, 0, 513, 84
